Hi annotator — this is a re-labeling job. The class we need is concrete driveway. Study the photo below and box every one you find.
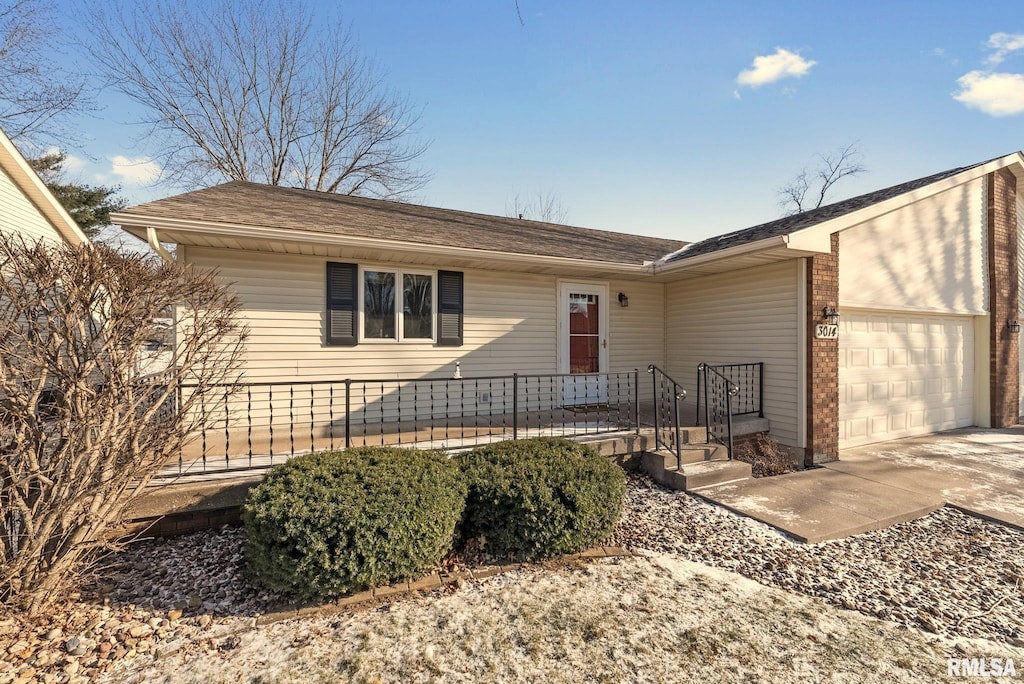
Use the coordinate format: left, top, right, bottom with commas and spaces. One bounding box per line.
696, 427, 1024, 542
834, 427, 1024, 529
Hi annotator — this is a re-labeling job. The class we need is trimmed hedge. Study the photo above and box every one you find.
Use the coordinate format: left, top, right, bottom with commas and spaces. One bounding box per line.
460, 437, 626, 561
241, 447, 465, 598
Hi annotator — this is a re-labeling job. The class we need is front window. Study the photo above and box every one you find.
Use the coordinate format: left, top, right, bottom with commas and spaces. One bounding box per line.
360, 268, 434, 342
363, 270, 396, 339
403, 273, 433, 339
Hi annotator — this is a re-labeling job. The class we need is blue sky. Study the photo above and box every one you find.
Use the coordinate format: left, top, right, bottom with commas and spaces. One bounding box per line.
46, 1, 1024, 243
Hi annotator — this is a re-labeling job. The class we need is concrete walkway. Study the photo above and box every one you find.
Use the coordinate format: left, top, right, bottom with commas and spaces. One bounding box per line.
695, 427, 1024, 542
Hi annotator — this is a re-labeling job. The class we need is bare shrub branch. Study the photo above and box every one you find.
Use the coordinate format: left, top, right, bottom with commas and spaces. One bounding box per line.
505, 191, 569, 224
778, 143, 866, 215
0, 235, 246, 614
81, 0, 429, 199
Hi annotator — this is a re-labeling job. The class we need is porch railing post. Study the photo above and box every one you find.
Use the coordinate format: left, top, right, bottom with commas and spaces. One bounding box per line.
651, 368, 659, 449
702, 365, 711, 445
758, 362, 765, 418
633, 368, 640, 435
726, 387, 734, 458
344, 378, 351, 449
512, 373, 519, 440
176, 379, 183, 473
673, 383, 682, 469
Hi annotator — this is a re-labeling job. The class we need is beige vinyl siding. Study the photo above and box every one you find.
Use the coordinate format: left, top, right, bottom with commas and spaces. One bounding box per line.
0, 166, 63, 245
607, 278, 665, 373
186, 246, 558, 382
839, 178, 986, 315
665, 260, 801, 447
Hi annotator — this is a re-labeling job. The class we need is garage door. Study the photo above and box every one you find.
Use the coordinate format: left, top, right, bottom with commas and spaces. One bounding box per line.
1019, 320, 1024, 419
839, 310, 974, 448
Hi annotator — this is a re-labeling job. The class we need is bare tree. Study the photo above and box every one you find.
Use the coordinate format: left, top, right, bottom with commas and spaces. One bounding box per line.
83, 0, 429, 198
0, 0, 92, 146
778, 143, 866, 215
0, 235, 246, 614
505, 191, 569, 224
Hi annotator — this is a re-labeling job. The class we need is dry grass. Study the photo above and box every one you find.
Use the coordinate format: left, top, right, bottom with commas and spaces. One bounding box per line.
106, 555, 992, 684
734, 433, 795, 477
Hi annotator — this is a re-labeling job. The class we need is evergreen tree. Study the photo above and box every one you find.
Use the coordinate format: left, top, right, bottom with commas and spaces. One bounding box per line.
27, 151, 127, 237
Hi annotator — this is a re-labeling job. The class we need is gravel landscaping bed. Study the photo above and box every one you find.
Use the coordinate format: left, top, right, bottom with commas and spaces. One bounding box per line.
609, 474, 1024, 644
0, 527, 274, 684
3, 472, 1023, 682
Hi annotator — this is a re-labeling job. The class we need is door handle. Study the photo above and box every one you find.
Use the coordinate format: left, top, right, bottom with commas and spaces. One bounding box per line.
602, 338, 607, 348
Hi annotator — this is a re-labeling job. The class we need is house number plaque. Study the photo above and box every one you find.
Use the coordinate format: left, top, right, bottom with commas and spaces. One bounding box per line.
814, 324, 839, 339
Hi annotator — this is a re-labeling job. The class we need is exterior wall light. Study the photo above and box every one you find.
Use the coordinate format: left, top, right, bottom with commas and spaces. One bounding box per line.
618, 292, 629, 307
1008, 319, 1021, 334
822, 305, 840, 325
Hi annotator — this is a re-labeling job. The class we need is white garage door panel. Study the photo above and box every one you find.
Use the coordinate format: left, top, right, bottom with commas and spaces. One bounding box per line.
839, 310, 974, 448
1019, 328, 1024, 418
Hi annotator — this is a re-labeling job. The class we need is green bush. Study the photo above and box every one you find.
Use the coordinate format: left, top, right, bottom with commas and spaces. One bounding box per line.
460, 437, 626, 561
241, 447, 465, 598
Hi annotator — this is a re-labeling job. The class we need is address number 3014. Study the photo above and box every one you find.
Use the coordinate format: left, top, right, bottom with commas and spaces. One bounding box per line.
815, 324, 839, 339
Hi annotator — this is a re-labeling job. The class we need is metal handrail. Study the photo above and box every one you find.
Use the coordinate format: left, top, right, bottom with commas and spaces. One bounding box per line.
696, 362, 740, 455
647, 364, 688, 469
704, 362, 763, 417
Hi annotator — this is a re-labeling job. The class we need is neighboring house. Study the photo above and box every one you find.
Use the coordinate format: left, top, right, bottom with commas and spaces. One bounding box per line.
112, 152, 1024, 466
0, 127, 88, 247
135, 317, 174, 377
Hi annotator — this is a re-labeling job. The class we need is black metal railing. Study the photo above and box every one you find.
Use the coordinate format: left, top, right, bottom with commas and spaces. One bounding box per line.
647, 364, 687, 469
160, 370, 641, 477
696, 362, 740, 454
705, 362, 763, 417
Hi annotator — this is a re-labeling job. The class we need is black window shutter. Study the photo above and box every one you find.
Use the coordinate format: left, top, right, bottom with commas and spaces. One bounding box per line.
326, 262, 358, 346
437, 270, 464, 346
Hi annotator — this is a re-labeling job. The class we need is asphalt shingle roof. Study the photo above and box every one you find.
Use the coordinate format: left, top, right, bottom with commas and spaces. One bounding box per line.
118, 181, 685, 266
664, 160, 991, 262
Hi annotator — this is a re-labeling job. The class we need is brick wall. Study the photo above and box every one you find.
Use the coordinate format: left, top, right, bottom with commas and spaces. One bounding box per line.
988, 169, 1020, 428
805, 233, 840, 466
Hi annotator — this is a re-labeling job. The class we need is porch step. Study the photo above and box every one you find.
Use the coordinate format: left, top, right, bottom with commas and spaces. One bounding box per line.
640, 447, 752, 491
641, 444, 728, 471
670, 425, 708, 444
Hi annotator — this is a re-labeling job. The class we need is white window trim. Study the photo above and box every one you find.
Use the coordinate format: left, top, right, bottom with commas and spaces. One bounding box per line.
357, 265, 437, 343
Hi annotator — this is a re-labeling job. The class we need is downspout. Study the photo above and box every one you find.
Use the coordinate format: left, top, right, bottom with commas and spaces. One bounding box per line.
146, 226, 179, 379
147, 227, 174, 264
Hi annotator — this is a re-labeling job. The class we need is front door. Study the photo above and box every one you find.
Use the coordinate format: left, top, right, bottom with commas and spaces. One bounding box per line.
557, 282, 608, 405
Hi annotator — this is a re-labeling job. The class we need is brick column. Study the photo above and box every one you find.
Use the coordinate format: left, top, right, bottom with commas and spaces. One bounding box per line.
805, 233, 839, 466
987, 169, 1020, 428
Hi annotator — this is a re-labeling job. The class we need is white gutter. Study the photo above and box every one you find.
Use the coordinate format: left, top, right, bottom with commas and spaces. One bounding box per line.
112, 213, 651, 276
0, 127, 90, 247
652, 235, 794, 274
146, 227, 175, 264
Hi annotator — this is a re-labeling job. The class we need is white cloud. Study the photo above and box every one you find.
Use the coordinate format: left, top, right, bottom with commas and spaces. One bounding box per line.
736, 48, 816, 88
953, 70, 1024, 116
986, 32, 1024, 65
107, 155, 162, 186
63, 154, 86, 173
